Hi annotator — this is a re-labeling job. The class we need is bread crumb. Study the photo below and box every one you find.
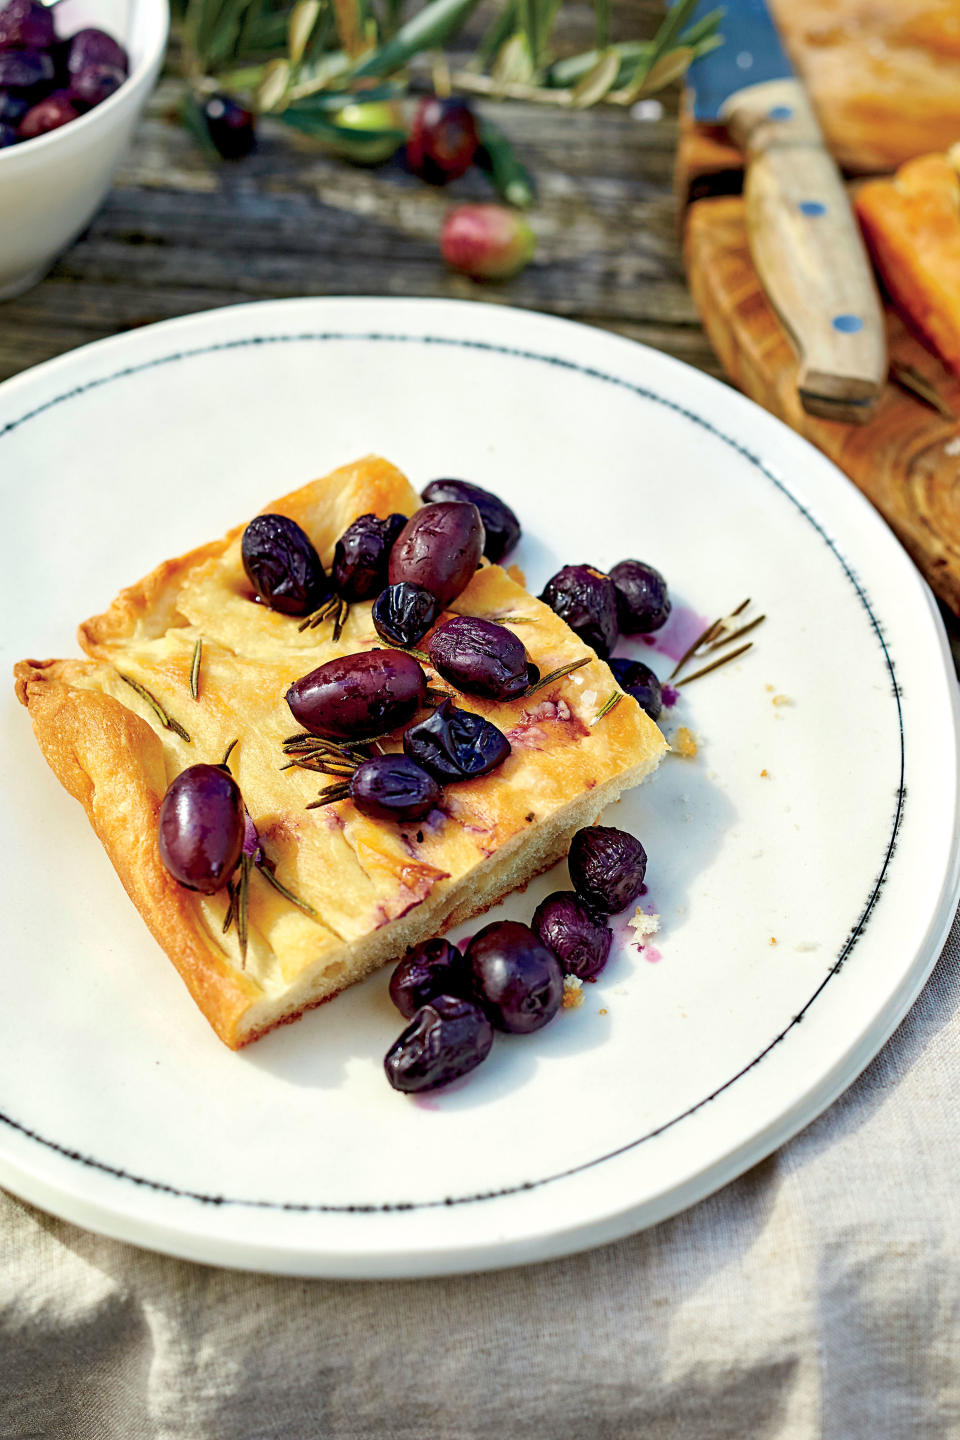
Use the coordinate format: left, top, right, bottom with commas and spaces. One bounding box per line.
673, 726, 698, 758
794, 941, 819, 953
598, 1007, 608, 1015
769, 936, 777, 946
765, 684, 775, 692
772, 694, 792, 707
628, 908, 660, 941
506, 563, 526, 587
760, 768, 769, 778
562, 975, 584, 1009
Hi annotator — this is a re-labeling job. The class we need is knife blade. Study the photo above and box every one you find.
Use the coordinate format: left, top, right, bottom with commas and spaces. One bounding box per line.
683, 0, 887, 423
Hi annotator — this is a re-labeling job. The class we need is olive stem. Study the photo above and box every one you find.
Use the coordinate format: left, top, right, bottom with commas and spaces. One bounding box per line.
221, 737, 239, 769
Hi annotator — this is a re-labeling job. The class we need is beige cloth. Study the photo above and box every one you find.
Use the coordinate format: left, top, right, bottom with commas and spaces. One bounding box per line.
3, 905, 960, 1439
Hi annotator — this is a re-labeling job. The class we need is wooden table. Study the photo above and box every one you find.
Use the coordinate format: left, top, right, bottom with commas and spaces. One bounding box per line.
0, 24, 719, 384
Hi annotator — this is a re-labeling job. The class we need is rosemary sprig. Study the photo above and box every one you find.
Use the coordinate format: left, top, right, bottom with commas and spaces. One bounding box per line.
306, 781, 352, 808
189, 638, 203, 701
890, 363, 957, 421
119, 674, 191, 743
298, 594, 349, 635
374, 642, 431, 664
668, 601, 750, 681
255, 861, 319, 919
590, 691, 622, 725
675, 642, 754, 689
525, 656, 590, 695
222, 852, 252, 964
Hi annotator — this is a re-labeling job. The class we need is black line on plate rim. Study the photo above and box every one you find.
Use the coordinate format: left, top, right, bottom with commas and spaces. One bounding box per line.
0, 329, 907, 1215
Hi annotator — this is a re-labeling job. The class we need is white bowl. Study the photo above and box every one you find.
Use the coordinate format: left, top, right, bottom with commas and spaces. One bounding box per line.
0, 0, 169, 300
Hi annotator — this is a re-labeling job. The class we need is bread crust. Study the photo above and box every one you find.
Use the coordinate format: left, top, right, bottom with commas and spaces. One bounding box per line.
15, 456, 666, 1048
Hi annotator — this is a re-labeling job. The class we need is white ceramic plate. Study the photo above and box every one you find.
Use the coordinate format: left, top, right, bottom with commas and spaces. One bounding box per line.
1, 298, 958, 1278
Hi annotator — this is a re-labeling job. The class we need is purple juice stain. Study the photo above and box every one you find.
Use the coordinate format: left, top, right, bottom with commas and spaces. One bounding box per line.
661, 684, 679, 709
629, 601, 710, 664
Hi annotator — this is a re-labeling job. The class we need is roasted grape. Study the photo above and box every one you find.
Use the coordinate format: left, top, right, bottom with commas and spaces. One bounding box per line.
568, 826, 647, 914
372, 582, 439, 648
158, 764, 245, 895
287, 649, 426, 740
18, 91, 77, 136
539, 564, 619, 659
609, 658, 662, 722
428, 616, 529, 701
389, 938, 470, 1019
532, 891, 612, 981
388, 501, 484, 607
421, 478, 521, 563
384, 995, 494, 1093
332, 511, 406, 601
241, 513, 328, 616
68, 62, 124, 108
64, 26, 128, 75
0, 48, 54, 94
403, 698, 511, 783
609, 559, 671, 634
349, 753, 441, 823
466, 920, 563, 1033
0, 0, 55, 50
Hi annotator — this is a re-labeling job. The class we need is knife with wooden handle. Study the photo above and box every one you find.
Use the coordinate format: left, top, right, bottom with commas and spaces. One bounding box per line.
683, 0, 887, 424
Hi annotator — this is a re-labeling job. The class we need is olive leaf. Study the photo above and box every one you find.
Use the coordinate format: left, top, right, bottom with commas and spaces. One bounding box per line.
289, 0, 322, 62
476, 118, 535, 207
351, 0, 483, 78
571, 49, 619, 108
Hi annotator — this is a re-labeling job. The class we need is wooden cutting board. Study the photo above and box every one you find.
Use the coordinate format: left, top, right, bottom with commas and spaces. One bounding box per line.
676, 0, 960, 616
682, 191, 960, 616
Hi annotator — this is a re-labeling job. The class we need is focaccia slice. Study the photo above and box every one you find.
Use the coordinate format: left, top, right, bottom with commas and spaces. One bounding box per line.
15, 456, 665, 1049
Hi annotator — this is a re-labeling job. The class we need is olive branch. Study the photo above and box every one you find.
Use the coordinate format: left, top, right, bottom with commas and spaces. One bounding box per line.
174, 0, 723, 199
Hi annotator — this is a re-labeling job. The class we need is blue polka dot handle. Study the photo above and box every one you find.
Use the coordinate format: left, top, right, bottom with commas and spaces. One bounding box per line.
719, 78, 887, 424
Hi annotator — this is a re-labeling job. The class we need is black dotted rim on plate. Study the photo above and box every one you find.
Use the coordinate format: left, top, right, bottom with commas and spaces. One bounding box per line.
0, 330, 906, 1215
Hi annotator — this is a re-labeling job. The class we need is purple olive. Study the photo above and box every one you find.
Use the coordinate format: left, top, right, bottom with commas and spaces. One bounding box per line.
348, 753, 441, 823
428, 616, 529, 701
65, 27, 128, 76
331, 511, 406, 601
241, 513, 329, 616
372, 581, 439, 648
388, 501, 484, 607
609, 559, 671, 634
568, 826, 647, 914
407, 95, 478, 184
466, 920, 563, 1033
421, 478, 521, 563
0, 89, 28, 124
287, 649, 426, 740
389, 938, 470, 1018
68, 61, 124, 108
0, 47, 54, 93
532, 891, 612, 981
0, 0, 55, 51
540, 564, 619, 659
385, 994, 494, 1093
403, 698, 510, 783
609, 658, 662, 722
0, 118, 16, 144
18, 90, 78, 137
201, 92, 256, 160
158, 764, 245, 895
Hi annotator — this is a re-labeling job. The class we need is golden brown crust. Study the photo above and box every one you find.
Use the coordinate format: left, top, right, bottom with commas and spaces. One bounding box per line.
14, 658, 262, 1047
15, 455, 665, 1048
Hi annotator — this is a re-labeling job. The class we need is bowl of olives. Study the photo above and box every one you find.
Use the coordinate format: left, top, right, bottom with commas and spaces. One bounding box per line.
0, 0, 168, 300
